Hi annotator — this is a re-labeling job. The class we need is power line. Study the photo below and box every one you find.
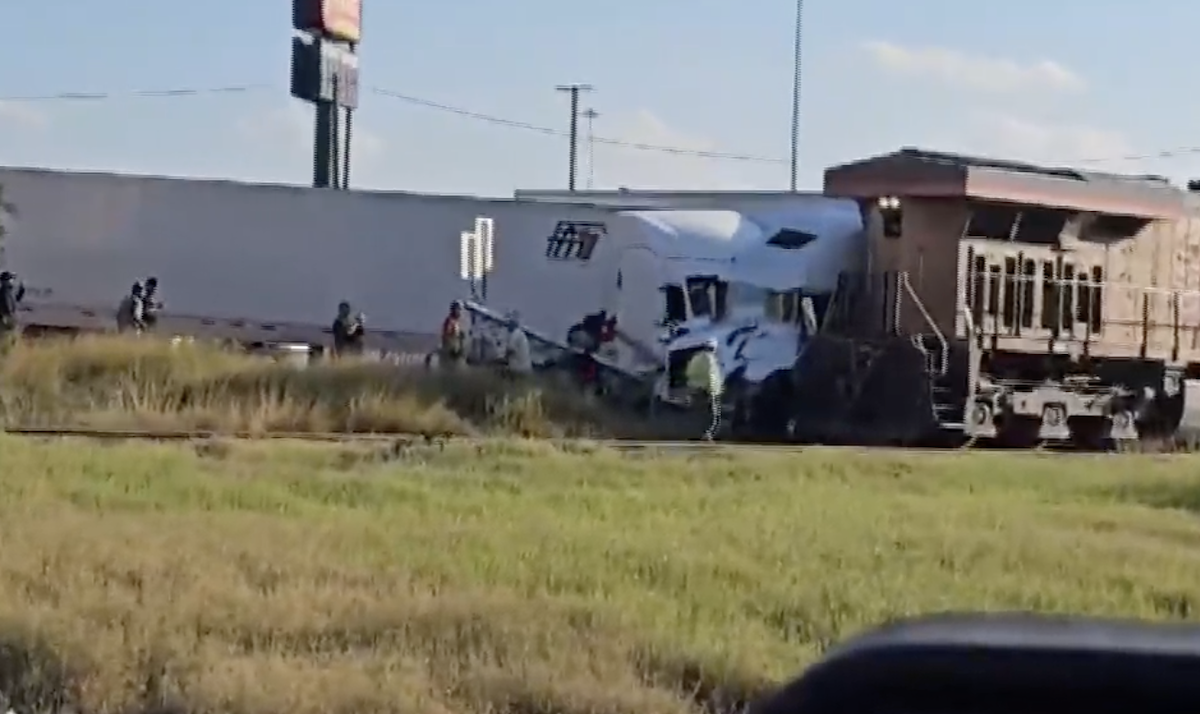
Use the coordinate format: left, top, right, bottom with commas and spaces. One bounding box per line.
0, 83, 786, 164
366, 87, 1200, 167
368, 86, 788, 164
5, 83, 1200, 168
0, 85, 271, 101
1073, 147, 1200, 165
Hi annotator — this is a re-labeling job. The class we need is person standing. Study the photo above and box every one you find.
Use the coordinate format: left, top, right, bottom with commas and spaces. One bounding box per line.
142, 276, 162, 331
502, 312, 532, 377
0, 271, 21, 346
331, 301, 364, 357
686, 338, 723, 440
440, 301, 467, 368
116, 282, 146, 334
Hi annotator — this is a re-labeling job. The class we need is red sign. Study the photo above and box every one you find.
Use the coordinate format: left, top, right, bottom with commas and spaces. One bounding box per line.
321, 0, 360, 42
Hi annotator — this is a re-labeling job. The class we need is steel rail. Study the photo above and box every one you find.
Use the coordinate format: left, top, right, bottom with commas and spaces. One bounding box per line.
0, 426, 1146, 457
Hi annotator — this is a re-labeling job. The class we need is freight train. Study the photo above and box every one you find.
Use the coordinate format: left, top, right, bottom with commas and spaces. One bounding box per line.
780, 148, 1200, 448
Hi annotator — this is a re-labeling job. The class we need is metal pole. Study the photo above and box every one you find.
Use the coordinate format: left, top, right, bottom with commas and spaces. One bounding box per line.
343, 107, 353, 189
568, 89, 579, 191
789, 0, 803, 191
330, 74, 341, 189
556, 84, 593, 191
313, 101, 334, 188
583, 108, 599, 189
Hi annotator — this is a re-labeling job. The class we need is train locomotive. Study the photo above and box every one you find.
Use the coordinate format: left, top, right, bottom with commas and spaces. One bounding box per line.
784, 148, 1200, 448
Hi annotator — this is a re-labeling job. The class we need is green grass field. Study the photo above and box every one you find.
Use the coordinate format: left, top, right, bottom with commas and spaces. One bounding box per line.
2, 437, 1200, 714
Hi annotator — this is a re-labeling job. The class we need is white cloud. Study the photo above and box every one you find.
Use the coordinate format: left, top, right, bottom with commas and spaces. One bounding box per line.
966, 114, 1132, 165
588, 110, 770, 190
860, 40, 1084, 93
0, 101, 48, 130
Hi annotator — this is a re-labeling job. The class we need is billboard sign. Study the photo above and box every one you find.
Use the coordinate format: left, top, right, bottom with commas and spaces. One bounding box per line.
293, 0, 361, 43
320, 41, 359, 108
322, 0, 361, 42
289, 36, 318, 101
290, 36, 359, 108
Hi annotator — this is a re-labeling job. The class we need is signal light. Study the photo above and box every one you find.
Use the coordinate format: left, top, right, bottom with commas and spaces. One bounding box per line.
878, 196, 903, 238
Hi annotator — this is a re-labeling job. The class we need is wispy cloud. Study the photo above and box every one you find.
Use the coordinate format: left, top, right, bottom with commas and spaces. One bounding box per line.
860, 40, 1085, 93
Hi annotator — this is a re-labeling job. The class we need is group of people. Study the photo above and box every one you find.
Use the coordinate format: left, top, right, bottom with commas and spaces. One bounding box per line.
437, 300, 723, 439
115, 277, 163, 333
438, 300, 531, 375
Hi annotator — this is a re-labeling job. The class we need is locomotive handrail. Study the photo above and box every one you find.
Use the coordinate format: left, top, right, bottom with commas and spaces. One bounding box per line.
901, 273, 948, 375
960, 303, 976, 336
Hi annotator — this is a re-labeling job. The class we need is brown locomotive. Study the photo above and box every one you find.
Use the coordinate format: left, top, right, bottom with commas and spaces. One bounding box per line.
786, 148, 1200, 447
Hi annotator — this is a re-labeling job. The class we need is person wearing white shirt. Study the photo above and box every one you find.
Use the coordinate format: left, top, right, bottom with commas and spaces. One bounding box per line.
503, 314, 533, 376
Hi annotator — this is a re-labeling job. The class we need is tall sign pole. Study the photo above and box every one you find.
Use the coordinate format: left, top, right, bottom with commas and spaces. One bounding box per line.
291, 0, 362, 189
582, 108, 599, 189
556, 84, 593, 192
789, 0, 803, 191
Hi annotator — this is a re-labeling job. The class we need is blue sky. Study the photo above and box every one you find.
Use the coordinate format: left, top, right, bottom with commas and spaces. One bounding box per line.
0, 0, 1197, 196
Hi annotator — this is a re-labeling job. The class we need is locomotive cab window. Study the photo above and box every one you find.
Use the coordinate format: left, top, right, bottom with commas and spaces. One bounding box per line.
964, 202, 1070, 244
1080, 214, 1150, 242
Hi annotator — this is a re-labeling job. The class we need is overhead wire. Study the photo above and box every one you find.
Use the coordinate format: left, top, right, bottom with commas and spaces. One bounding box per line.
0, 83, 789, 164
1, 83, 1196, 168
368, 86, 788, 164
0, 85, 272, 101
1072, 147, 1200, 165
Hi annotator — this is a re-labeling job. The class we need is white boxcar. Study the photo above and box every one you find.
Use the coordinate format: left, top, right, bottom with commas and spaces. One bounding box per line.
0, 167, 628, 351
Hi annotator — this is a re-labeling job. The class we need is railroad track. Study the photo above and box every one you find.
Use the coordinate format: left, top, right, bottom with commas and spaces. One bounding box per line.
1, 426, 824, 453
0, 425, 1140, 457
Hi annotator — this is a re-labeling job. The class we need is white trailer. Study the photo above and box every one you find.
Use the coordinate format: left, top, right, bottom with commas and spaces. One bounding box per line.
0, 167, 632, 353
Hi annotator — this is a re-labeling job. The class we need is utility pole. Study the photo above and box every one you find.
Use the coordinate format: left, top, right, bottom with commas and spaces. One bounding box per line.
790, 0, 804, 191
582, 108, 599, 189
555, 84, 593, 191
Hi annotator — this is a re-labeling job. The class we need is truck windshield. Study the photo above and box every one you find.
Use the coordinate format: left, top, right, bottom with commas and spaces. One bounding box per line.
662, 285, 687, 325
685, 276, 727, 319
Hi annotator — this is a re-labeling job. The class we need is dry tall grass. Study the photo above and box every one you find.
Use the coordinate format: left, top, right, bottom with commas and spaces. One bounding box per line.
2, 439, 1200, 714
0, 335, 684, 438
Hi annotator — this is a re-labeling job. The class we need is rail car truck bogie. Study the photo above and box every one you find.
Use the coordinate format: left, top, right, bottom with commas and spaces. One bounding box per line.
787, 148, 1200, 449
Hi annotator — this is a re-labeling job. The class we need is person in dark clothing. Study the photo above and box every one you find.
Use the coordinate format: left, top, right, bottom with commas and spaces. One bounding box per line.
331, 301, 365, 356
116, 282, 146, 334
0, 271, 22, 344
439, 301, 467, 368
142, 276, 162, 330
566, 310, 617, 395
